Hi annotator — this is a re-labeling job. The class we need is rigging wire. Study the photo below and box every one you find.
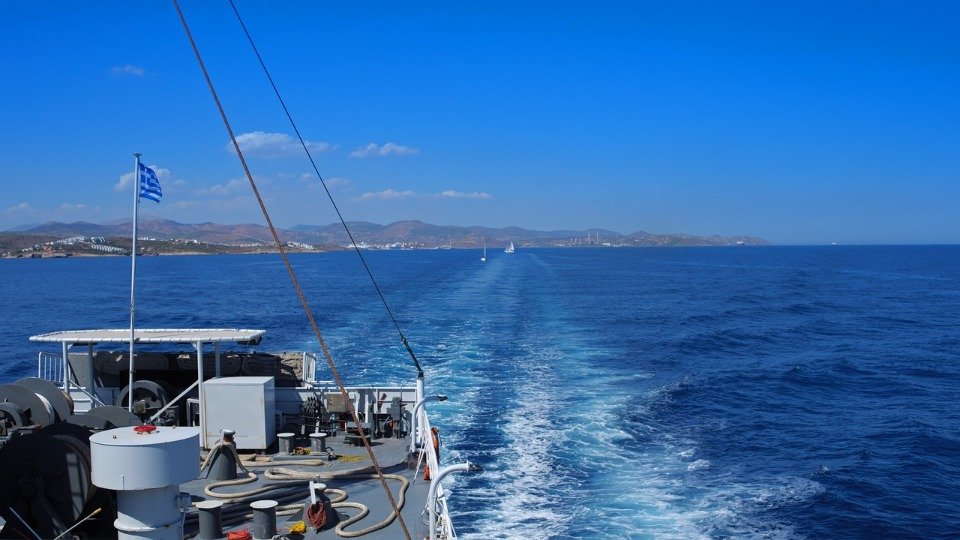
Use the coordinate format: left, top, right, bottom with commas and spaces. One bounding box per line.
169, 2, 412, 538
226, 0, 425, 379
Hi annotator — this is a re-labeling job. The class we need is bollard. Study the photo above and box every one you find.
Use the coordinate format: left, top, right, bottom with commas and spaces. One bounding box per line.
250, 500, 278, 540
196, 500, 224, 539
309, 431, 328, 453
277, 432, 294, 455
210, 445, 237, 481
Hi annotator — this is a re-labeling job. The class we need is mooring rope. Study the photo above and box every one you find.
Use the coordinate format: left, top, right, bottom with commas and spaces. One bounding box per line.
225, 0, 425, 379
198, 444, 409, 537
170, 2, 411, 538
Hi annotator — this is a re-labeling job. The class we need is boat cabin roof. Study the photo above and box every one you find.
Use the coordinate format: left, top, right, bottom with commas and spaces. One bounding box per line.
28, 328, 265, 345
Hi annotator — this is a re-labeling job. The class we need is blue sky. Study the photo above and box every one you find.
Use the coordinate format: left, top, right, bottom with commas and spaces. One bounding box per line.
1, 1, 957, 244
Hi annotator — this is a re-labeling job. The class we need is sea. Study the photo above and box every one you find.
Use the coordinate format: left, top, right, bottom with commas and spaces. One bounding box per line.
1, 246, 958, 539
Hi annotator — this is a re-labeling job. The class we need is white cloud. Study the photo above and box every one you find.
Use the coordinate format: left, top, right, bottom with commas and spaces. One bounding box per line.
115, 172, 134, 191
6, 202, 32, 213
115, 165, 170, 191
355, 188, 493, 202
349, 142, 420, 158
357, 189, 418, 201
209, 178, 247, 195
305, 175, 351, 192
58, 203, 88, 211
229, 131, 334, 158
110, 65, 145, 77
438, 190, 493, 200
52, 203, 102, 219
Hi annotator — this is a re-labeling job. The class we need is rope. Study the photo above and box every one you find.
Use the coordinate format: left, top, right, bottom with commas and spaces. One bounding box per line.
226, 530, 251, 540
196, 443, 409, 536
171, 2, 411, 539
225, 0, 425, 380
306, 501, 327, 530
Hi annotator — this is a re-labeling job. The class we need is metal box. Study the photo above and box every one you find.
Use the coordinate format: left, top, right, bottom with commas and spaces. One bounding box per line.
202, 376, 275, 449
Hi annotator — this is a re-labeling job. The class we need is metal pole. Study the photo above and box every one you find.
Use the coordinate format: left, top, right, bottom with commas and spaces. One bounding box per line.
427, 463, 482, 539
196, 341, 205, 447
61, 341, 70, 392
415, 376, 424, 450
87, 343, 96, 407
128, 153, 142, 412
214, 341, 221, 378
409, 395, 447, 454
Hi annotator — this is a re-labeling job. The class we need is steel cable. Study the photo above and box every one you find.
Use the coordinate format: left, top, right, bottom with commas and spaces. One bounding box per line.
170, 2, 411, 538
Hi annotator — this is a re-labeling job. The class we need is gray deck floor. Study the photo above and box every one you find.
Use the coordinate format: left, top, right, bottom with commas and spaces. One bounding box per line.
183, 432, 437, 539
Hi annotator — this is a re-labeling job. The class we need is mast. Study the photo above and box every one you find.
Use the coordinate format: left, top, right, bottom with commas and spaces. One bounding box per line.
128, 153, 141, 412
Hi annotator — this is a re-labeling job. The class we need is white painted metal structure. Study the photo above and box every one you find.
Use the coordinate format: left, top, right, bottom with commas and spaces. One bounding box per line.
202, 376, 275, 449
29, 328, 265, 344
90, 426, 200, 539
29, 329, 265, 442
22, 329, 463, 538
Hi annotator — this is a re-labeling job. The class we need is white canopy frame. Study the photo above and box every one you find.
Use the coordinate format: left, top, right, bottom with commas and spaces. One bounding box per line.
29, 328, 266, 437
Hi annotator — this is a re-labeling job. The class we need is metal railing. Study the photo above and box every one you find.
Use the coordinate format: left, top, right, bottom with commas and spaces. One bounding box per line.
37, 350, 108, 408
421, 406, 457, 539
38, 351, 64, 383
302, 352, 317, 383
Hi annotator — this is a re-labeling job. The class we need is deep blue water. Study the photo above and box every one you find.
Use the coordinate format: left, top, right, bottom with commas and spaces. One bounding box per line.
1, 247, 959, 538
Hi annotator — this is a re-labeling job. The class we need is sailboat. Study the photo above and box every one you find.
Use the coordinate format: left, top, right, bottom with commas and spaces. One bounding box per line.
0, 5, 478, 540
505, 241, 515, 254
481, 241, 487, 262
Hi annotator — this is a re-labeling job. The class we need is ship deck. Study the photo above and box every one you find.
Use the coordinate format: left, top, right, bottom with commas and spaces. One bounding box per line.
184, 431, 436, 539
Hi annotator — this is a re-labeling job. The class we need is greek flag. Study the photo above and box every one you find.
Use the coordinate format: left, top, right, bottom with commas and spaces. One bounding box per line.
138, 163, 162, 204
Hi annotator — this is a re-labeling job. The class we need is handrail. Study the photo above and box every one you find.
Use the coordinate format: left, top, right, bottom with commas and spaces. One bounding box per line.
37, 351, 62, 382
70, 383, 107, 409
148, 379, 200, 423
420, 405, 446, 537
64, 357, 108, 407
38, 351, 108, 408
144, 380, 200, 422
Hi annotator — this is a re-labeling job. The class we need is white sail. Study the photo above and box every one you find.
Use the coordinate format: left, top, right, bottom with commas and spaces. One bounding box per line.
505, 241, 515, 254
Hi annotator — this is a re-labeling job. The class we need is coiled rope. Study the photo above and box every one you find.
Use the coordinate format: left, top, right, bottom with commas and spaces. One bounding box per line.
196, 443, 409, 537
170, 2, 411, 538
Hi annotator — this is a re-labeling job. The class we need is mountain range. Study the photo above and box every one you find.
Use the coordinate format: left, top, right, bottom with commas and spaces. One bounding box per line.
5, 219, 767, 247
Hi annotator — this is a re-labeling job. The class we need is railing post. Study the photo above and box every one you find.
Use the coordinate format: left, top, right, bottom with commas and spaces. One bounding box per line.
427, 463, 482, 539
87, 343, 96, 404
415, 376, 424, 447
61, 342, 70, 392
409, 395, 448, 455
196, 341, 205, 447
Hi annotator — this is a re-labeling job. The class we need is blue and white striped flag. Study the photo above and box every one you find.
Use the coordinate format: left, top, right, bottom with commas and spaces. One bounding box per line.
138, 163, 162, 204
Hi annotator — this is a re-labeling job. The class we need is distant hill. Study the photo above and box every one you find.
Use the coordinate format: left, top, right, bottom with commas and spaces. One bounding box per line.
12, 219, 768, 247
17, 220, 281, 244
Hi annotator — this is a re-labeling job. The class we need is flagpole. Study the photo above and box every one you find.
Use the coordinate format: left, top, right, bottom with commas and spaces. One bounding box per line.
128, 153, 141, 412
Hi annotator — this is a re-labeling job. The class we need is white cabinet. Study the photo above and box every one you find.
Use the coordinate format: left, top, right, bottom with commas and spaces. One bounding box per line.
202, 376, 275, 450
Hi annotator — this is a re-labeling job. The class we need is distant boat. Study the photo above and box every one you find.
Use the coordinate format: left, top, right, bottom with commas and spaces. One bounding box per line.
481, 241, 486, 262
504, 241, 515, 254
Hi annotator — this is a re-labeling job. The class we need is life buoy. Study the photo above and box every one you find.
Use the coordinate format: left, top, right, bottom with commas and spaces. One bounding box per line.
423, 426, 442, 480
